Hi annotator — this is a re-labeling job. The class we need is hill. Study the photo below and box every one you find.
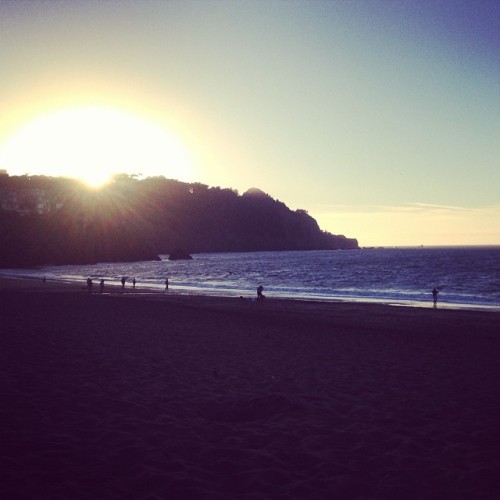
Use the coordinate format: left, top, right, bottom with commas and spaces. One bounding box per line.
0, 174, 358, 267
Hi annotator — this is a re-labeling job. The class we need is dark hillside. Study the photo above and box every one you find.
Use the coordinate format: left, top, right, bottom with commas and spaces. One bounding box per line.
0, 175, 358, 267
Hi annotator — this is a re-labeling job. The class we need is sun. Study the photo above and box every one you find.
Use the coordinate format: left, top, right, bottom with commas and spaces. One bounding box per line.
0, 106, 195, 187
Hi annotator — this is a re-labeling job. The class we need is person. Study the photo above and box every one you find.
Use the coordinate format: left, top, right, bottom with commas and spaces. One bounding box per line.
121, 277, 126, 288
257, 285, 265, 300
132, 278, 136, 289
165, 278, 169, 290
87, 278, 93, 293
432, 288, 439, 307
100, 279, 105, 293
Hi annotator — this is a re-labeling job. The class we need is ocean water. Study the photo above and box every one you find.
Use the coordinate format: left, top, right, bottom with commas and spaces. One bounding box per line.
2, 247, 500, 311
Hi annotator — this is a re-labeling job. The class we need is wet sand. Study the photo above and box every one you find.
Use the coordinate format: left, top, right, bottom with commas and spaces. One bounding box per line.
1, 277, 499, 499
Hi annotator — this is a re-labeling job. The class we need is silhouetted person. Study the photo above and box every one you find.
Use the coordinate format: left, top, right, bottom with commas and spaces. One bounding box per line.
87, 278, 93, 293
165, 278, 169, 290
133, 278, 136, 289
121, 277, 126, 288
100, 279, 105, 293
257, 285, 265, 300
432, 288, 439, 307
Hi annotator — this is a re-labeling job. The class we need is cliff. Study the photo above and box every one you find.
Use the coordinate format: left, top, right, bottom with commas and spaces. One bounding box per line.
0, 175, 358, 267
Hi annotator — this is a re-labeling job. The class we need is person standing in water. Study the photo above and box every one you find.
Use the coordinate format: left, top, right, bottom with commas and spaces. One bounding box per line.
165, 278, 169, 290
432, 288, 439, 307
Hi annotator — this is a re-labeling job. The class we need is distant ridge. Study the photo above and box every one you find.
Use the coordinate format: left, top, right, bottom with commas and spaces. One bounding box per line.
0, 174, 358, 267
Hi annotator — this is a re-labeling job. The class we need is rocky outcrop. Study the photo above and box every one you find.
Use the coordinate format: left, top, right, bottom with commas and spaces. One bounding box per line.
168, 249, 193, 261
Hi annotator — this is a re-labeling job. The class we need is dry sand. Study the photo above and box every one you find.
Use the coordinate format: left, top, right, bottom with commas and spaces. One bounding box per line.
1, 277, 499, 499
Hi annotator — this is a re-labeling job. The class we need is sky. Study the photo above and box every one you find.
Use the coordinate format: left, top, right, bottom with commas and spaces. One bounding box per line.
0, 0, 499, 246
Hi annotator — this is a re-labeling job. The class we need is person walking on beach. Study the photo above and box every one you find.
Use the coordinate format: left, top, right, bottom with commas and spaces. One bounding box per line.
87, 278, 93, 293
133, 278, 136, 289
257, 285, 265, 300
121, 277, 126, 289
100, 279, 105, 293
165, 278, 169, 290
432, 288, 439, 307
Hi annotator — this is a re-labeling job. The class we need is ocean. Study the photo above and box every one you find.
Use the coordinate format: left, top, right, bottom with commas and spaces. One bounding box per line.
2, 247, 499, 311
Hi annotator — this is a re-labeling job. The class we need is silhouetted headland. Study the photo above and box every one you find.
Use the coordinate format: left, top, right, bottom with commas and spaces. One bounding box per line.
0, 174, 358, 267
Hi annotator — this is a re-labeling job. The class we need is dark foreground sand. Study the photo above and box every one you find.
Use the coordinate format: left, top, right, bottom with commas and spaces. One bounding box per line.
1, 278, 499, 499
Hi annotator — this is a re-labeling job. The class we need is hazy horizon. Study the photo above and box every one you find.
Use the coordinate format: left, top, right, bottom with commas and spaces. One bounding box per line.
1, 0, 499, 247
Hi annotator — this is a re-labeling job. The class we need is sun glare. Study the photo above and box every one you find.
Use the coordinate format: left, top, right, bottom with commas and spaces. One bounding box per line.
0, 106, 194, 186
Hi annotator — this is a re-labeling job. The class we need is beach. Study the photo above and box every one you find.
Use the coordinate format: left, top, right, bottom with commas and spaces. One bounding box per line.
1, 278, 499, 499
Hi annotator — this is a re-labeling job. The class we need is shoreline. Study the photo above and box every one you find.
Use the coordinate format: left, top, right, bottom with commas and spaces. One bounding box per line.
1, 274, 499, 314
1, 275, 498, 344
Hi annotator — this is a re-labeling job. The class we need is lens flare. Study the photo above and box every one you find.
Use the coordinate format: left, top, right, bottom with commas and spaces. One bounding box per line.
0, 106, 195, 186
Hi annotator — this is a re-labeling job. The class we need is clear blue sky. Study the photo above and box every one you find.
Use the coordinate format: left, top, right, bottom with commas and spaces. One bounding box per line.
1, 0, 499, 246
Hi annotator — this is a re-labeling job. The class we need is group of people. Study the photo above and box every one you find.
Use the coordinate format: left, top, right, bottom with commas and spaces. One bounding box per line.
120, 277, 137, 289
86, 278, 106, 293
256, 286, 441, 305
85, 277, 170, 293
86, 277, 439, 306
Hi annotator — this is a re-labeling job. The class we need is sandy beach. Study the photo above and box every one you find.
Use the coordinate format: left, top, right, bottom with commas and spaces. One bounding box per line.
1, 277, 499, 499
